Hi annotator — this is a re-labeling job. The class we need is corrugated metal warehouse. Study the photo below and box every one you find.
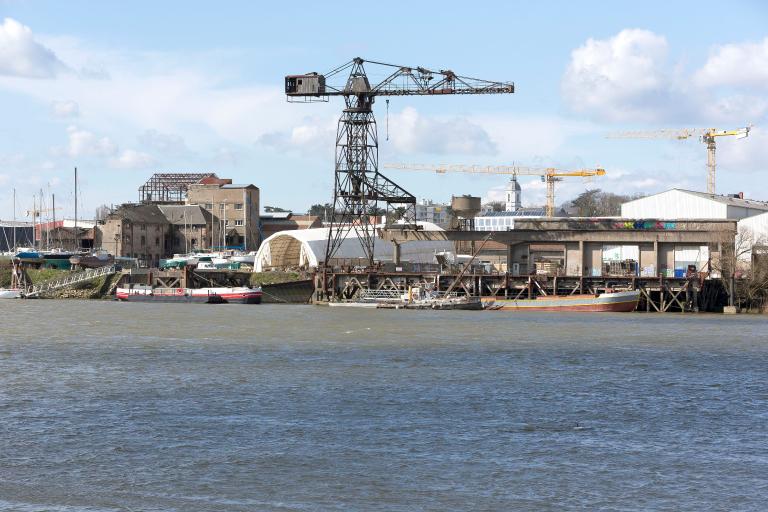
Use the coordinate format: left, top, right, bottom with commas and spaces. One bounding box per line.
621, 189, 768, 220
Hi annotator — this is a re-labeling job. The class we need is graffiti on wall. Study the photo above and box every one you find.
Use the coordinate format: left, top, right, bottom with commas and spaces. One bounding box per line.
613, 220, 677, 230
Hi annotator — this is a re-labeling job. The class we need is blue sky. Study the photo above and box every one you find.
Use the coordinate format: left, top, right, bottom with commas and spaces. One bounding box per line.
0, 0, 766, 220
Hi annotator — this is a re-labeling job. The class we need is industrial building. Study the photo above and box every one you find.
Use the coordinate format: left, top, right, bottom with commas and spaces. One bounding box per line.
621, 189, 768, 220
737, 212, 768, 265
34, 219, 96, 251
96, 204, 173, 267
415, 199, 451, 228
0, 221, 34, 252
137, 173, 260, 251
157, 205, 212, 255
260, 212, 323, 241
186, 179, 260, 251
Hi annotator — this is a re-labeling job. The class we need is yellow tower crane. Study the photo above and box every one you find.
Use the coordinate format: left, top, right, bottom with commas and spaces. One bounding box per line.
608, 126, 750, 194
382, 164, 606, 217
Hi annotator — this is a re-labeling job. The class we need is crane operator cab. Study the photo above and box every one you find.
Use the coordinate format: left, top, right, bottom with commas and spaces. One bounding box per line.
285, 73, 327, 102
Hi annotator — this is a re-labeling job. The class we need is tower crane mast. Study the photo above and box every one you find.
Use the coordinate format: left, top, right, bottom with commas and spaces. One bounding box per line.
286, 58, 514, 267
608, 126, 750, 194
383, 164, 606, 217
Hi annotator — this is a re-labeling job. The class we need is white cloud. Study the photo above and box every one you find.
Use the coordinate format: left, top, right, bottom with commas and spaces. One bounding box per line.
0, 173, 8, 186
717, 127, 768, 174
0, 18, 69, 78
108, 149, 155, 169
62, 125, 117, 157
256, 116, 336, 156
562, 29, 673, 122
695, 37, 768, 89
389, 107, 497, 155
50, 100, 79, 118
562, 30, 768, 124
137, 129, 189, 156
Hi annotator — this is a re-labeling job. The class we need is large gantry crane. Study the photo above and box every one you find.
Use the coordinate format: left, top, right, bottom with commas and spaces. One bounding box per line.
383, 163, 606, 217
608, 126, 750, 194
285, 58, 514, 266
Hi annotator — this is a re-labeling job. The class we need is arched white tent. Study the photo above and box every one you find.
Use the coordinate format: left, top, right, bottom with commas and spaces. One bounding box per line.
254, 223, 453, 271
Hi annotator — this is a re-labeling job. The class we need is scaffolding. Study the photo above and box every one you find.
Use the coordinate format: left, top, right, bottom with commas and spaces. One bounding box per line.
139, 173, 217, 203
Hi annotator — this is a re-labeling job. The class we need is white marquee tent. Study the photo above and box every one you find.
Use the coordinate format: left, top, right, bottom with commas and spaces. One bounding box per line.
254, 222, 453, 271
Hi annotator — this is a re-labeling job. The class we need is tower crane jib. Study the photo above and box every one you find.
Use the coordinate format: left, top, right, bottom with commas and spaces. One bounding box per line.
607, 126, 751, 194
382, 163, 606, 218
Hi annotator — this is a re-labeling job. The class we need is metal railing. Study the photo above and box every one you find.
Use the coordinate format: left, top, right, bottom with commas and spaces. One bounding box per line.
25, 264, 117, 298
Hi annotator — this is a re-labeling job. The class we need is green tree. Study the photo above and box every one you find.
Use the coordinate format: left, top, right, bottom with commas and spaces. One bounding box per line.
264, 205, 291, 213
483, 201, 506, 213
565, 189, 644, 217
308, 203, 334, 219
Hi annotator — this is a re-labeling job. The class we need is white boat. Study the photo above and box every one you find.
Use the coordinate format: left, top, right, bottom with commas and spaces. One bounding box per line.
0, 288, 22, 299
231, 252, 257, 265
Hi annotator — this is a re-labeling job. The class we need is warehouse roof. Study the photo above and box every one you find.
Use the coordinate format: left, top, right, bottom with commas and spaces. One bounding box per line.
158, 205, 209, 225
676, 189, 768, 210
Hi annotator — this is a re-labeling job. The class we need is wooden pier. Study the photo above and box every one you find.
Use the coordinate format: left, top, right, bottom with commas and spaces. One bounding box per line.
315, 269, 727, 313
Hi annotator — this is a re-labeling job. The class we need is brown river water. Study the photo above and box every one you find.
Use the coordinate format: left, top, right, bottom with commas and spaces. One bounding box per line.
1, 300, 767, 511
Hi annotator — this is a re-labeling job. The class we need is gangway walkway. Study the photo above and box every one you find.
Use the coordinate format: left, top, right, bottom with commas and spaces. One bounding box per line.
24, 264, 117, 298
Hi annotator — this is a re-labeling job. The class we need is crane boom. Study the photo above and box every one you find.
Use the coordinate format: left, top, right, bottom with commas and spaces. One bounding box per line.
382, 163, 606, 218
607, 126, 750, 193
286, 58, 514, 101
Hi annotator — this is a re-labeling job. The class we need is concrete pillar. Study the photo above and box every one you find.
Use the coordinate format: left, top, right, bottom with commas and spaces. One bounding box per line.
578, 240, 584, 277
506, 244, 514, 274
653, 239, 659, 276
392, 242, 401, 266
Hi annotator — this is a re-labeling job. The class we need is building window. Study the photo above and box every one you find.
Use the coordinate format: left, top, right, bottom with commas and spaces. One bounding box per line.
204, 203, 213, 209
141, 224, 146, 231
140, 236, 146, 246
235, 220, 244, 226
219, 203, 226, 211
234, 203, 243, 210
191, 238, 197, 247
155, 237, 160, 246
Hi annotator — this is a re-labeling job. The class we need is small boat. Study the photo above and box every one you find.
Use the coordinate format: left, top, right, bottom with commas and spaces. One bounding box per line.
328, 287, 483, 310
116, 285, 262, 304
14, 249, 42, 263
0, 288, 22, 299
70, 251, 115, 269
482, 290, 641, 312
231, 252, 257, 265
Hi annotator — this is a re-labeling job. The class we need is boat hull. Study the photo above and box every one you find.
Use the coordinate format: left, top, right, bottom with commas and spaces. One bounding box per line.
0, 288, 22, 299
483, 291, 640, 312
116, 287, 262, 304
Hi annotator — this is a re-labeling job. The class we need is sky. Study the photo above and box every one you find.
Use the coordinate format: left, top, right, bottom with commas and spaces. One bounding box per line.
0, 0, 766, 221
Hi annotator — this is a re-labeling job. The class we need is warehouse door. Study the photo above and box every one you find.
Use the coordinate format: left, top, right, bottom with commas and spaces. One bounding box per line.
673, 245, 709, 277
602, 245, 639, 276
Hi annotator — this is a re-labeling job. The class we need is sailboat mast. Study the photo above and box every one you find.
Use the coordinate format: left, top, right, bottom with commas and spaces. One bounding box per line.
74, 167, 78, 252
52, 193, 57, 248
12, 188, 16, 251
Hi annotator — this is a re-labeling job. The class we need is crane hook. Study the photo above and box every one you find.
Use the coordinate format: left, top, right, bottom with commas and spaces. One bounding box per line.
386, 99, 390, 142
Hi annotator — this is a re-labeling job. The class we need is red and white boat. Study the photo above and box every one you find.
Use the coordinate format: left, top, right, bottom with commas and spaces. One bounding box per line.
116, 285, 262, 304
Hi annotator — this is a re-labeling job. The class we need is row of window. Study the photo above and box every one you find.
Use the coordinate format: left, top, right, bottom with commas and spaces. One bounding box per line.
202, 203, 244, 210
475, 217, 515, 230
